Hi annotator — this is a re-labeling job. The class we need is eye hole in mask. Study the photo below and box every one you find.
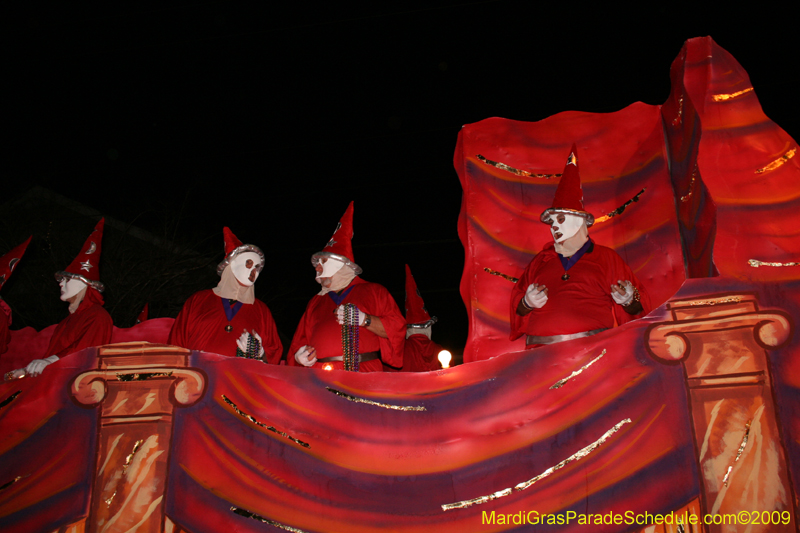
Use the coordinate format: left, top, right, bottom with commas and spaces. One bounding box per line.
231, 252, 263, 286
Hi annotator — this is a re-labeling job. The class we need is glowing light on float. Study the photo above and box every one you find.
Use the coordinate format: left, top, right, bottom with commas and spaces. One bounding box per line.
437, 350, 452, 369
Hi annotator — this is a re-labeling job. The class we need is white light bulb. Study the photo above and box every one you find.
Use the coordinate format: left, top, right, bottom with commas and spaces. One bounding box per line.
438, 350, 452, 369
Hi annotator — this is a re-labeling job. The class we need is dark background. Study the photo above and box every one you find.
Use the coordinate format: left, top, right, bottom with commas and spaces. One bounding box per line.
3, 2, 797, 361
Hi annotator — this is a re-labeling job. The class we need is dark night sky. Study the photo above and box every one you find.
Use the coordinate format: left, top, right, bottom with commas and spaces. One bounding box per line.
4, 2, 798, 358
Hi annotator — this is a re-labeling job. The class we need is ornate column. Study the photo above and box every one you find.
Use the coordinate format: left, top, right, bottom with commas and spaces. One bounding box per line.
70, 342, 205, 533
645, 293, 795, 532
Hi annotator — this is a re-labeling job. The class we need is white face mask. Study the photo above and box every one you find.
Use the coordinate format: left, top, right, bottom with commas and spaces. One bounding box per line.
231, 252, 263, 286
548, 213, 584, 243
315, 257, 344, 280
60, 278, 87, 301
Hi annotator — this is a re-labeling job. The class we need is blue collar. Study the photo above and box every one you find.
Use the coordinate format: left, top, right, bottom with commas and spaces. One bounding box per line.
558, 238, 594, 271
327, 286, 354, 306
222, 298, 243, 321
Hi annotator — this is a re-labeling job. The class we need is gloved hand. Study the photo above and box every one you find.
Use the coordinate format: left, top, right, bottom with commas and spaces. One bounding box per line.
236, 330, 265, 360
524, 283, 548, 309
25, 355, 59, 377
336, 304, 367, 326
294, 345, 317, 367
611, 280, 635, 306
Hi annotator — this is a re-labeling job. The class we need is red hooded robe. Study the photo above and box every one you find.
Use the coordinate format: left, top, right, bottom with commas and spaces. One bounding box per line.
510, 241, 651, 340
288, 277, 405, 372
45, 288, 113, 358
168, 290, 282, 363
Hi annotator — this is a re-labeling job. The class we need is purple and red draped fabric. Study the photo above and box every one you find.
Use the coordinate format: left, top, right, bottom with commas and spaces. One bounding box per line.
663, 38, 800, 282
165, 314, 697, 533
0, 348, 98, 533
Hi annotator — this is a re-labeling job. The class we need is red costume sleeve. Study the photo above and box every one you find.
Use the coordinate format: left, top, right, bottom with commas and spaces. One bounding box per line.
45, 298, 113, 358
287, 300, 312, 367
609, 253, 652, 327
256, 300, 283, 364
509, 253, 545, 341
168, 295, 194, 350
169, 290, 283, 362
288, 278, 405, 371
510, 243, 651, 341
357, 281, 406, 369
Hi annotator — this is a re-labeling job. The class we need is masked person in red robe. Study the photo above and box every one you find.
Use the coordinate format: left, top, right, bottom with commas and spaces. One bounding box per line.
24, 219, 113, 376
169, 227, 282, 363
510, 145, 651, 348
0, 236, 32, 355
399, 264, 443, 372
289, 202, 405, 372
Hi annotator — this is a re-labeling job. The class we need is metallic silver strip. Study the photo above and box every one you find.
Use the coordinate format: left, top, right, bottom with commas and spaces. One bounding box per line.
0, 475, 26, 492
476, 154, 560, 179
441, 418, 632, 511
222, 395, 310, 448
755, 147, 796, 174
407, 317, 438, 329
712, 87, 753, 101
526, 329, 606, 346
680, 167, 697, 203
231, 507, 309, 533
722, 420, 751, 487
483, 267, 519, 283
595, 188, 647, 222
116, 371, 173, 382
0, 390, 21, 408
55, 270, 105, 292
550, 349, 607, 390
106, 439, 144, 507
317, 351, 379, 363
310, 252, 362, 276
748, 259, 800, 268
685, 296, 743, 306
217, 244, 266, 276
326, 387, 426, 411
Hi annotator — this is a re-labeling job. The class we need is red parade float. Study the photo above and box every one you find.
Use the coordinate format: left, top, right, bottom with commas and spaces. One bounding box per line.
1, 37, 799, 532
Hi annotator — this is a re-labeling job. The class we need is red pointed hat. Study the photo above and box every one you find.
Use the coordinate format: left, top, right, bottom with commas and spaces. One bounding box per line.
404, 264, 437, 328
136, 303, 149, 324
216, 227, 265, 276
0, 236, 32, 290
311, 201, 362, 275
540, 144, 594, 226
56, 218, 105, 292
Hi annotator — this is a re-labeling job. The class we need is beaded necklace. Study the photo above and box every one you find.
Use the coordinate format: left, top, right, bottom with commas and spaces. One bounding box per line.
235, 333, 262, 360
341, 303, 360, 372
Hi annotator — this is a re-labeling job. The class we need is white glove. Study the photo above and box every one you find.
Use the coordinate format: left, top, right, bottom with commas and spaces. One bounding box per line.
236, 330, 265, 359
236, 331, 248, 351
25, 355, 59, 377
611, 280, 635, 306
336, 304, 367, 326
524, 284, 548, 309
294, 345, 317, 367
